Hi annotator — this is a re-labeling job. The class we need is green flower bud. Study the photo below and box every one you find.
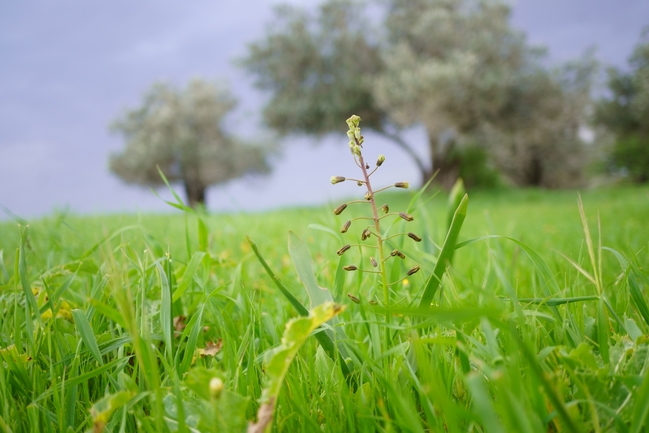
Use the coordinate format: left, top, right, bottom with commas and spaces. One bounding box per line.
347, 293, 361, 304
343, 265, 358, 272
407, 265, 421, 276
340, 220, 351, 233
368, 299, 378, 305
331, 176, 346, 185
354, 127, 361, 140
357, 181, 364, 186
352, 145, 362, 156
376, 154, 385, 166
337, 244, 351, 256
408, 232, 422, 242
381, 204, 389, 214
395, 182, 410, 189
346, 115, 361, 129
364, 191, 372, 201
399, 212, 414, 222
347, 130, 355, 141
333, 203, 348, 215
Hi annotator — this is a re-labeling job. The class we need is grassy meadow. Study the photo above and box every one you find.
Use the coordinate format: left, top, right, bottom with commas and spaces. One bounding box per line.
0, 185, 648, 432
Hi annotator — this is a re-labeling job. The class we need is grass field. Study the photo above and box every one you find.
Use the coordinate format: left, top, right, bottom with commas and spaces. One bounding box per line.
0, 185, 648, 432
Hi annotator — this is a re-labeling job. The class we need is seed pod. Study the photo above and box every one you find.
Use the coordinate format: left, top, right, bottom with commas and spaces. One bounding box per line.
333, 203, 348, 215
347, 293, 361, 304
357, 181, 364, 186
331, 176, 346, 185
364, 191, 372, 201
407, 265, 421, 276
408, 232, 422, 242
368, 299, 378, 305
343, 265, 358, 272
365, 163, 370, 169
381, 204, 389, 214
391, 249, 405, 259
370, 257, 378, 267
340, 220, 351, 233
399, 212, 414, 222
395, 182, 410, 189
376, 154, 385, 167
361, 228, 371, 241
337, 244, 351, 256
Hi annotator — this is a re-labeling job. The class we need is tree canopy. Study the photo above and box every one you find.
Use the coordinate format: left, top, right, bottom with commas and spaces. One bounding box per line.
596, 27, 649, 183
110, 79, 271, 208
243, 0, 594, 188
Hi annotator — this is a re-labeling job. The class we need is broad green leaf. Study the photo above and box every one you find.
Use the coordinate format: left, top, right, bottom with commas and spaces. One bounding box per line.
630, 360, 649, 433
156, 261, 174, 361
447, 178, 465, 229
90, 391, 134, 432
419, 193, 468, 307
173, 251, 207, 302
288, 231, 335, 309
247, 236, 309, 316
198, 217, 209, 252
250, 302, 344, 433
247, 236, 352, 378
71, 309, 104, 365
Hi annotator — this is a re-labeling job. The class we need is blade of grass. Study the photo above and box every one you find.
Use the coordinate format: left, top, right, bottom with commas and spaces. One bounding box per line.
419, 194, 468, 307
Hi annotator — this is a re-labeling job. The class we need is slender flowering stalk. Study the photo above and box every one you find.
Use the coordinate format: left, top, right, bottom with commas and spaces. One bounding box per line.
331, 115, 424, 345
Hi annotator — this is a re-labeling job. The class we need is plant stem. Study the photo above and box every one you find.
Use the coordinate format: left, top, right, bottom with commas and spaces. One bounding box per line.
357, 152, 391, 346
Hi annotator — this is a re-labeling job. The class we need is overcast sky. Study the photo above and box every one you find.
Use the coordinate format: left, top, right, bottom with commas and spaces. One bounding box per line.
1, 0, 647, 220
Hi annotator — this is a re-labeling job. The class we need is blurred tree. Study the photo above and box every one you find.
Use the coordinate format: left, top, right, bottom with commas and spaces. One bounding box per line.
110, 79, 271, 208
596, 27, 649, 183
243, 0, 594, 188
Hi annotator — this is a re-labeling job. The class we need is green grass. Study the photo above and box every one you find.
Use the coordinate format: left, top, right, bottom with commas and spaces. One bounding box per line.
0, 185, 648, 432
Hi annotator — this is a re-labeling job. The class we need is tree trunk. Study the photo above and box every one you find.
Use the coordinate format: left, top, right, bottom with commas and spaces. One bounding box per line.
184, 180, 206, 209
427, 134, 460, 189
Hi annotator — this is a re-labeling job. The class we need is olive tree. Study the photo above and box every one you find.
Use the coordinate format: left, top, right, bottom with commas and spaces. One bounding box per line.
110, 79, 271, 208
243, 0, 594, 187
596, 27, 649, 183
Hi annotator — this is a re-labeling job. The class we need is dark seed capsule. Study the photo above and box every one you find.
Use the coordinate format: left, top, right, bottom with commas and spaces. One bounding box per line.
330, 176, 346, 185
408, 232, 422, 242
365, 163, 370, 169
347, 293, 361, 304
340, 220, 351, 233
361, 228, 371, 241
381, 204, 389, 214
394, 182, 410, 189
399, 212, 414, 222
391, 249, 405, 259
370, 257, 378, 267
343, 265, 358, 272
333, 203, 348, 215
337, 244, 351, 256
407, 265, 421, 276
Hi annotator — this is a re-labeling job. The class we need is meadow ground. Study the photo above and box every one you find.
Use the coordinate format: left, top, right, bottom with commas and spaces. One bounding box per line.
0, 185, 648, 432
